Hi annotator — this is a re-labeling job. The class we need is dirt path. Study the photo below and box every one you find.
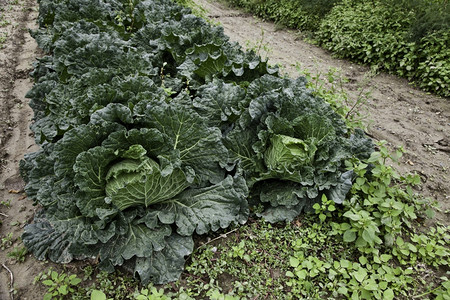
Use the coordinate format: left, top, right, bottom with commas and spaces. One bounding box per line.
194, 0, 450, 222
0, 0, 48, 299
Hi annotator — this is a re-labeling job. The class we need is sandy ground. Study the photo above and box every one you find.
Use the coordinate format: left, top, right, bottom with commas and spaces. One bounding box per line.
0, 0, 448, 299
0, 0, 48, 299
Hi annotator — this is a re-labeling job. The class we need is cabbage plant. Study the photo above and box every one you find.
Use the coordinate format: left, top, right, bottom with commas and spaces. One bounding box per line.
21, 0, 373, 285
224, 75, 373, 222
21, 99, 248, 284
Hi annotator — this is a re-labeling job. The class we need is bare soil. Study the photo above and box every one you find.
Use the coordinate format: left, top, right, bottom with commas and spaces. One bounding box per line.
0, 0, 448, 299
0, 0, 49, 299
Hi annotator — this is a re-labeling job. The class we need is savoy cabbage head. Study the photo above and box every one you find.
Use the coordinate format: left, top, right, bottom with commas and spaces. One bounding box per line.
224, 75, 373, 222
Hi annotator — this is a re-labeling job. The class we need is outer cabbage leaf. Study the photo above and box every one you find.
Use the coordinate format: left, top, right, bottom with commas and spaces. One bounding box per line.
22, 202, 112, 263
153, 175, 249, 236
98, 222, 172, 265
193, 79, 245, 128
20, 145, 55, 202
326, 170, 354, 204
257, 203, 309, 223
258, 180, 307, 207
22, 212, 77, 263
143, 96, 228, 184
223, 125, 265, 184
135, 234, 194, 285
53, 123, 121, 178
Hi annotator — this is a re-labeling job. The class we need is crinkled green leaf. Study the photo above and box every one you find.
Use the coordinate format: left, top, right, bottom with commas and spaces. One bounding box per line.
102, 224, 171, 262
101, 128, 166, 157
223, 125, 264, 184
74, 147, 116, 195
22, 208, 102, 263
327, 170, 354, 204
135, 234, 194, 284
257, 202, 308, 223
258, 180, 307, 207
145, 98, 228, 184
193, 79, 245, 127
54, 123, 120, 178
155, 176, 249, 236
90, 103, 134, 126
293, 114, 335, 143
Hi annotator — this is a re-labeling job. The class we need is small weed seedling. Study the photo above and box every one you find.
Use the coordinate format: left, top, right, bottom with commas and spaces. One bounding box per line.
35, 269, 82, 300
134, 285, 171, 300
0, 199, 12, 208
1, 232, 14, 250
0, 14, 11, 27
7, 246, 28, 263
245, 28, 272, 61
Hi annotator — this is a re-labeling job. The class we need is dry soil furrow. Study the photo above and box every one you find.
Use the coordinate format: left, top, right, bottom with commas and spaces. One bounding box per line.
0, 1, 45, 299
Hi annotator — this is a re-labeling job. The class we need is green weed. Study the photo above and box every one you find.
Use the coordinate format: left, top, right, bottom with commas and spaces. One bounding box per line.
245, 28, 272, 60
0, 14, 11, 27
34, 269, 82, 300
1, 232, 14, 250
0, 32, 8, 49
0, 199, 12, 208
7, 246, 28, 263
295, 65, 371, 130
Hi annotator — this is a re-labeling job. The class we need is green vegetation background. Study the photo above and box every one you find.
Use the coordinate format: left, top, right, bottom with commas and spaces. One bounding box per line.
226, 0, 450, 97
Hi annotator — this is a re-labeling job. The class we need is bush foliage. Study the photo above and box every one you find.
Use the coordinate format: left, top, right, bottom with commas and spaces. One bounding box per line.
226, 0, 450, 97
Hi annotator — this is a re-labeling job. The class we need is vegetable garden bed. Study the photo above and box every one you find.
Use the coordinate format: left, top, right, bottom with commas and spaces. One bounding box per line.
1, 0, 446, 298
22, 0, 373, 285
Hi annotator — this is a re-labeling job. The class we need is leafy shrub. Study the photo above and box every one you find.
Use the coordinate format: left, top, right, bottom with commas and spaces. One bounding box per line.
383, 0, 450, 42
316, 1, 412, 70
227, 0, 341, 31
316, 0, 449, 97
226, 0, 450, 97
408, 29, 450, 96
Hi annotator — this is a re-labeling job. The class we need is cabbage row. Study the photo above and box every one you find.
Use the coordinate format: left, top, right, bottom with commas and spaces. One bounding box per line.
21, 0, 373, 284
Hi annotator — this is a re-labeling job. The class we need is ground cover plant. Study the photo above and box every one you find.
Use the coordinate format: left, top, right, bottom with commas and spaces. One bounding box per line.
223, 0, 450, 97
21, 0, 374, 287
